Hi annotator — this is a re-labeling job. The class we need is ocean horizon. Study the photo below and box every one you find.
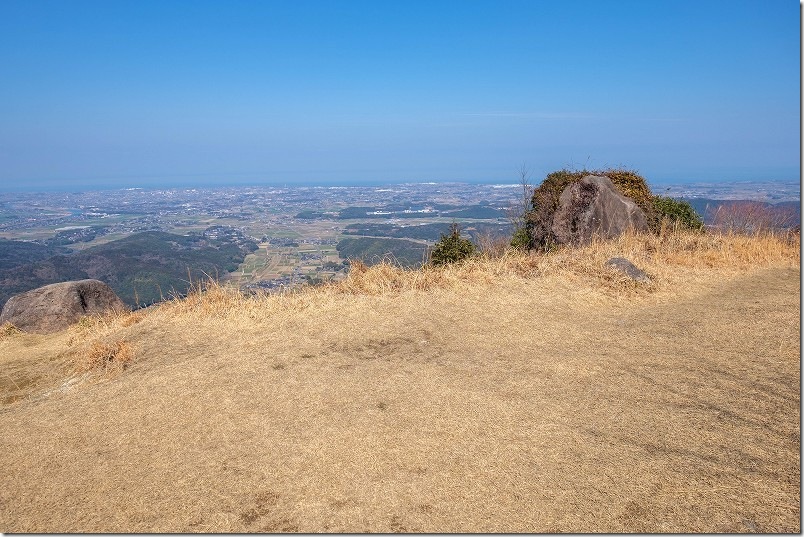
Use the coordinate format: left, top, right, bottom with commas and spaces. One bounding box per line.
0, 175, 800, 197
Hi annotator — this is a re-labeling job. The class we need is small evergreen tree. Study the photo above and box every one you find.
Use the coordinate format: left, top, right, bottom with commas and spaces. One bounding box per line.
509, 226, 531, 250
430, 222, 476, 265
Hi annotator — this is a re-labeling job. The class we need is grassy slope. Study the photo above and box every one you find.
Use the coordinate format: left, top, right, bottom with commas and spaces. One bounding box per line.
0, 231, 800, 533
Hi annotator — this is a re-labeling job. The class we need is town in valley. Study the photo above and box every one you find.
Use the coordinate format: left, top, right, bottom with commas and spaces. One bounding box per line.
0, 178, 799, 307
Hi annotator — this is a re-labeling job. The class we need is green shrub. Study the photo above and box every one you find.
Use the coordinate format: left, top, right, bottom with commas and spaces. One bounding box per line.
652, 195, 704, 231
430, 223, 476, 265
509, 226, 531, 250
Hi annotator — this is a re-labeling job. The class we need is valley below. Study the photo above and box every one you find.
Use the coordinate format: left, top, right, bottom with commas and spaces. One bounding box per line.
0, 179, 799, 309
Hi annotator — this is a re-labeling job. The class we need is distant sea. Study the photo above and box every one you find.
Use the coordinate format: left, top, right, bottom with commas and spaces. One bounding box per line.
1, 176, 800, 201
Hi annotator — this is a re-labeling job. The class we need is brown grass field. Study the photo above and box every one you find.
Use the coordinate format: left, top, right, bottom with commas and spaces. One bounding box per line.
0, 230, 800, 533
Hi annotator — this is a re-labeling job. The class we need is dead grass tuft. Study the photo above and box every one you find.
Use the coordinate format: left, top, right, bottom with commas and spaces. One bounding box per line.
120, 310, 147, 327
75, 340, 136, 377
0, 321, 22, 340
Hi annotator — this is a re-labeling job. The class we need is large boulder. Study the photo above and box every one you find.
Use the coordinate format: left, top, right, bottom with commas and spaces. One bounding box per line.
0, 279, 128, 334
551, 175, 649, 245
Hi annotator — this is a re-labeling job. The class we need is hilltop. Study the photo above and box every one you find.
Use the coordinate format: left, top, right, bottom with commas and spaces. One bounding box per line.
0, 230, 800, 533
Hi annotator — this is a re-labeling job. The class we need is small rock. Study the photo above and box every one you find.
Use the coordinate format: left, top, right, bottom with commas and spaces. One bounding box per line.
605, 257, 651, 283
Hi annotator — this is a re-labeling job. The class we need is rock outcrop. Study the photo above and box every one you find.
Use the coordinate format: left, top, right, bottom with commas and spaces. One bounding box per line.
551, 175, 649, 246
0, 280, 128, 334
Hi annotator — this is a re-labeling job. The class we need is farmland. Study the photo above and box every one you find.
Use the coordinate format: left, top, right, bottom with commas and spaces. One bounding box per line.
0, 180, 799, 299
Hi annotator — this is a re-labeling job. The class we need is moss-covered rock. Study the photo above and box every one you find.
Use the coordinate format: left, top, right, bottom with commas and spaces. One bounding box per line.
527, 168, 659, 250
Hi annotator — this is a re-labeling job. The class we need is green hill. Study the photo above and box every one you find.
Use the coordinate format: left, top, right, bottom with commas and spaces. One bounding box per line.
0, 229, 258, 309
0, 239, 69, 271
343, 222, 511, 242
336, 237, 428, 268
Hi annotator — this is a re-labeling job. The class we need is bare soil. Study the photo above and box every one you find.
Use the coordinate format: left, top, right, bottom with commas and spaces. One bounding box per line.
0, 254, 799, 532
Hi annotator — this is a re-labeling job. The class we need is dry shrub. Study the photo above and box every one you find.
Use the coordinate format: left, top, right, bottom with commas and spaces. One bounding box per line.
66, 313, 125, 348
605, 229, 799, 280
475, 230, 512, 258
335, 260, 436, 295
76, 340, 135, 377
348, 259, 368, 274
707, 201, 799, 234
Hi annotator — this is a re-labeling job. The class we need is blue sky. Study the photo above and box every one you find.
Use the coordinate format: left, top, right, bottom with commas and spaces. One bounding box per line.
0, 0, 799, 190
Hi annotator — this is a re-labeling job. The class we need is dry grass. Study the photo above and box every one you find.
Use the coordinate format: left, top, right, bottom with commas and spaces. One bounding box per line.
0, 230, 799, 532
327, 228, 799, 298
74, 340, 136, 377
0, 321, 21, 340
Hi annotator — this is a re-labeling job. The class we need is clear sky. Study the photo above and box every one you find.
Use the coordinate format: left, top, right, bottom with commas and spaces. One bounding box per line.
0, 0, 800, 190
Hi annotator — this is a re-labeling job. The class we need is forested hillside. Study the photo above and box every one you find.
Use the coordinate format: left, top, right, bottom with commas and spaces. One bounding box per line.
0, 239, 70, 271
336, 237, 429, 268
0, 231, 258, 309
